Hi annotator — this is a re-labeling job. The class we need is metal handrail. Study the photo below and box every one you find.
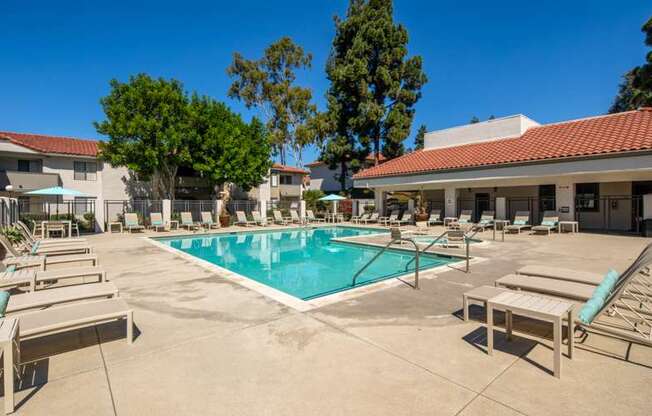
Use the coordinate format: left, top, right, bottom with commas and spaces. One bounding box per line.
351, 237, 421, 289
404, 230, 448, 270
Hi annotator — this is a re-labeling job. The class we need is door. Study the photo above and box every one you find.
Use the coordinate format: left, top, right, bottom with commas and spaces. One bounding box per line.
475, 193, 490, 222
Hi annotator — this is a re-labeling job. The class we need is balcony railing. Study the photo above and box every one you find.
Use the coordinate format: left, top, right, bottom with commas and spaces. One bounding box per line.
0, 170, 60, 191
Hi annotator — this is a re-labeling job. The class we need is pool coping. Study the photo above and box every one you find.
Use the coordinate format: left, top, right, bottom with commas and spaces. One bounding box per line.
143, 227, 486, 311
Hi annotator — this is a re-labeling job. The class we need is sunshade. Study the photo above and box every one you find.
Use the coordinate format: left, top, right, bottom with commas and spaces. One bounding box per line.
24, 186, 88, 197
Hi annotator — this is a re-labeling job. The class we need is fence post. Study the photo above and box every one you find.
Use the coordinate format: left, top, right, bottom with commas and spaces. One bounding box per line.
300, 200, 306, 222
163, 199, 172, 227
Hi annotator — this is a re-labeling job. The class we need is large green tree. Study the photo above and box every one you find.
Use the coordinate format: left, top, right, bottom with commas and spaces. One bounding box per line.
325, 0, 427, 165
227, 37, 318, 167
610, 17, 652, 113
95, 74, 192, 199
414, 124, 427, 150
188, 95, 272, 198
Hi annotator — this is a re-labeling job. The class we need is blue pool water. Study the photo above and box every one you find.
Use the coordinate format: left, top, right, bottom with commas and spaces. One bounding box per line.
155, 227, 456, 300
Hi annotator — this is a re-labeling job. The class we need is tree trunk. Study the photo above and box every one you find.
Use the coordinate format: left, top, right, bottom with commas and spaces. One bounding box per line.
339, 160, 348, 192
373, 129, 381, 166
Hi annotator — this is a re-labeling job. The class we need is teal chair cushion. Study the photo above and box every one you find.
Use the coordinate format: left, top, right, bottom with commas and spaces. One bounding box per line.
578, 297, 602, 325
30, 243, 39, 254
480, 219, 491, 224
578, 269, 619, 325
152, 220, 163, 226
0, 291, 10, 318
5, 265, 16, 272
541, 220, 556, 227
593, 269, 619, 302
459, 219, 469, 224
513, 220, 526, 225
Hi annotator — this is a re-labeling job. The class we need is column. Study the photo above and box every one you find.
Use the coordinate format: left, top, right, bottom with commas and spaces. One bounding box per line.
555, 182, 575, 221
495, 197, 506, 220
374, 189, 385, 215
162, 199, 172, 225
259, 200, 268, 225
445, 187, 458, 218
407, 199, 415, 212
300, 200, 306, 221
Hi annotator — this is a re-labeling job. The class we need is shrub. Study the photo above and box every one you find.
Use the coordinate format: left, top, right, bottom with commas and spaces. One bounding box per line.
1, 226, 23, 244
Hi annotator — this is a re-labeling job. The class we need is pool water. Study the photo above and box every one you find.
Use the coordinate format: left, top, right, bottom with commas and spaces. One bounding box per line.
155, 227, 456, 300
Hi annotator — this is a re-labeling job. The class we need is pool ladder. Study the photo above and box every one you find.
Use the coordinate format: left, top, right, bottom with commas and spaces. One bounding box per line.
351, 236, 421, 289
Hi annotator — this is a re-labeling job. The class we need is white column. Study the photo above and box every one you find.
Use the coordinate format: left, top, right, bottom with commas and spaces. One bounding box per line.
495, 197, 507, 220
407, 199, 415, 212
216, 199, 224, 216
93, 197, 105, 232
352, 200, 358, 217
374, 189, 385, 215
259, 200, 268, 225
162, 199, 172, 226
445, 187, 458, 218
300, 200, 306, 221
555, 182, 575, 221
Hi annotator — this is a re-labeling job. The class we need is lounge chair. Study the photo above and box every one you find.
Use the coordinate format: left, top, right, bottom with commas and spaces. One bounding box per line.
17, 234, 92, 256
124, 213, 145, 233
235, 211, 255, 227
289, 210, 303, 224
449, 210, 473, 230
1, 264, 107, 292
16, 221, 87, 245
201, 211, 219, 229
148, 213, 166, 231
516, 265, 604, 286
474, 211, 495, 231
531, 211, 559, 235
350, 213, 368, 223
427, 210, 443, 226
306, 210, 325, 223
380, 211, 399, 226
361, 212, 379, 224
252, 211, 267, 226
6, 281, 119, 314
1, 297, 134, 413
273, 210, 289, 225
390, 211, 411, 227
0, 235, 98, 271
504, 211, 531, 234
180, 212, 200, 231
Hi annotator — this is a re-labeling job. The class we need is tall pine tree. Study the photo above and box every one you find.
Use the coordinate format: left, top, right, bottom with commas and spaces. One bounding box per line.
414, 124, 427, 150
325, 0, 427, 167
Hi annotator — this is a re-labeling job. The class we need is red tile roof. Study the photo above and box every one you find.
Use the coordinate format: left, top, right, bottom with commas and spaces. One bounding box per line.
306, 153, 386, 168
354, 108, 652, 179
0, 131, 99, 157
272, 163, 309, 175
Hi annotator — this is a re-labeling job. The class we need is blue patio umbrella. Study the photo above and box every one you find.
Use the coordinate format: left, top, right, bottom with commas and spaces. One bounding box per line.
24, 186, 88, 217
319, 194, 346, 217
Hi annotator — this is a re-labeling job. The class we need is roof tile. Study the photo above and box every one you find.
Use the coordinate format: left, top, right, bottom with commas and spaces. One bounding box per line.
0, 131, 98, 157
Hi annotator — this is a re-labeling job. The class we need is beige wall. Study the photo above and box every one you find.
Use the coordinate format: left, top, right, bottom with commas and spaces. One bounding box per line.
577, 182, 633, 231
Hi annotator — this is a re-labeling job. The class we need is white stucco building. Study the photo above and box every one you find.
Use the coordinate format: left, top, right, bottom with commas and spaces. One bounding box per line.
353, 109, 652, 234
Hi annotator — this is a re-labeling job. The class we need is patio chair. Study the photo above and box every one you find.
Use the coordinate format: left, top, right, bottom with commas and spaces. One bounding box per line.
149, 213, 166, 232
0, 297, 134, 413
273, 210, 289, 225
380, 210, 399, 226
15, 221, 87, 245
180, 212, 200, 231
45, 221, 66, 238
235, 211, 255, 227
531, 211, 559, 235
474, 211, 495, 232
504, 211, 531, 234
0, 262, 107, 292
289, 210, 303, 224
361, 212, 379, 224
124, 213, 145, 233
390, 211, 412, 227
0, 235, 98, 270
21, 237, 92, 256
306, 210, 325, 223
427, 210, 443, 226
200, 211, 219, 229
5, 281, 119, 314
252, 211, 267, 226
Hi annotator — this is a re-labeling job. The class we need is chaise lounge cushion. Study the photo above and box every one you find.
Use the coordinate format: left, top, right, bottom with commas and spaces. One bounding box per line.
0, 291, 10, 317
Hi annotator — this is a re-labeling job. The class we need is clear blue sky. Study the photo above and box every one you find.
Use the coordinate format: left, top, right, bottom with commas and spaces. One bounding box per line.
1, 1, 650, 165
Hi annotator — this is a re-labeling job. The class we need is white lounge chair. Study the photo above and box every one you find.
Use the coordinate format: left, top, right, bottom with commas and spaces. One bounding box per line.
235, 211, 255, 227
273, 210, 289, 225
474, 211, 495, 231
252, 211, 267, 226
531, 211, 559, 235
149, 213, 166, 231
201, 211, 219, 229
504, 211, 531, 234
427, 210, 443, 226
180, 212, 200, 231
361, 212, 379, 224
289, 210, 302, 224
380, 211, 399, 226
306, 210, 325, 223
124, 213, 145, 233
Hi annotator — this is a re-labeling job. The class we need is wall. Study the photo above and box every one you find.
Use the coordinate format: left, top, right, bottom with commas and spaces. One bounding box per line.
308, 163, 346, 192
577, 182, 633, 231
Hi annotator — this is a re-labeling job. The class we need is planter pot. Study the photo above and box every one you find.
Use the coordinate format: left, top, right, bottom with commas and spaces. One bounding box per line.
414, 213, 429, 222
219, 215, 231, 228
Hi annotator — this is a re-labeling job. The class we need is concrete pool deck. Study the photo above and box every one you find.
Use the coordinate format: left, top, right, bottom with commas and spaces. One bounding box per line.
4, 224, 652, 415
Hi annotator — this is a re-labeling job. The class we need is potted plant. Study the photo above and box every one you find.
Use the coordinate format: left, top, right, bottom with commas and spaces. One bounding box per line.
414, 189, 429, 222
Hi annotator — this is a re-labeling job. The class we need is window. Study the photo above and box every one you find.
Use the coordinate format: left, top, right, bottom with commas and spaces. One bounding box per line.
74, 161, 97, 181
576, 183, 600, 212
270, 174, 279, 187
280, 175, 293, 185
17, 159, 42, 173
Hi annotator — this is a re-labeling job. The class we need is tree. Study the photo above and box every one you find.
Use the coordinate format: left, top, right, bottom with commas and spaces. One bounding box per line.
469, 116, 480, 124
227, 37, 318, 167
414, 124, 427, 150
610, 17, 652, 112
95, 74, 192, 199
325, 0, 427, 166
188, 95, 273, 205
488, 115, 496, 120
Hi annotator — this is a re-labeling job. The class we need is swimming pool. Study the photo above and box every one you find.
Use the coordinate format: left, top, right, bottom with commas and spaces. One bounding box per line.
155, 227, 456, 300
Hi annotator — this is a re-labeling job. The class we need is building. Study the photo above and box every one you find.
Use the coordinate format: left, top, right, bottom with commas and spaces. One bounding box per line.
307, 154, 385, 193
233, 163, 309, 204
353, 109, 652, 234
